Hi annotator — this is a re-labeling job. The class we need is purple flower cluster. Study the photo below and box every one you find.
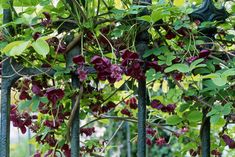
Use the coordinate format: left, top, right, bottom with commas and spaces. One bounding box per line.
91, 55, 123, 83
151, 100, 176, 113
10, 105, 37, 134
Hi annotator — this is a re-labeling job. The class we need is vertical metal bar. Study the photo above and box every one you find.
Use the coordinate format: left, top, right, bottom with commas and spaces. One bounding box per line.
71, 74, 80, 157
0, 1, 13, 156
201, 108, 210, 157
135, 1, 151, 156
137, 80, 147, 157
66, 45, 81, 157
0, 77, 12, 157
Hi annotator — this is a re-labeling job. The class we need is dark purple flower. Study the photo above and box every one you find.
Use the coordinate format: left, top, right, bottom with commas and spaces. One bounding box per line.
61, 144, 71, 157
34, 151, 41, 157
91, 56, 111, 71
121, 50, 139, 66
33, 32, 41, 40
45, 88, 64, 105
20, 125, 27, 134
165, 104, 176, 113
109, 64, 123, 83
32, 84, 42, 96
199, 49, 210, 58
19, 91, 31, 100
41, 19, 52, 27
80, 127, 95, 136
151, 100, 164, 110
91, 56, 123, 83
146, 127, 157, 136
165, 31, 176, 40
77, 69, 87, 82
146, 138, 152, 146
187, 56, 199, 63
222, 134, 235, 149
146, 61, 162, 72
126, 97, 138, 109
121, 108, 132, 117
44, 150, 53, 157
42, 12, 51, 20
155, 137, 166, 146
121, 50, 145, 80
106, 101, 116, 110
44, 120, 61, 129
47, 37, 59, 46
211, 149, 221, 156
56, 43, 67, 53
73, 55, 85, 65
173, 72, 183, 81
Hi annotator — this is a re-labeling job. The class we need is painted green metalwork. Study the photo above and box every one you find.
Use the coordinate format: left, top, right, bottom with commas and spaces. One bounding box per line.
66, 45, 81, 157
189, 1, 229, 157
189, 0, 229, 22
135, 1, 151, 156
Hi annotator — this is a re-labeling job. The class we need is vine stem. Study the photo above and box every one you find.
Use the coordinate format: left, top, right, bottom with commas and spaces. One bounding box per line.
101, 121, 124, 153
80, 115, 178, 135
67, 85, 84, 141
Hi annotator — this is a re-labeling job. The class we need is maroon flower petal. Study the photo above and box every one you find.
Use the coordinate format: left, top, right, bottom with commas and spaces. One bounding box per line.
73, 55, 85, 65
45, 88, 64, 105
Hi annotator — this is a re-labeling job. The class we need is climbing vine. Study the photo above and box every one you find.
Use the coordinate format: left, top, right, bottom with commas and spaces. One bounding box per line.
0, 0, 235, 156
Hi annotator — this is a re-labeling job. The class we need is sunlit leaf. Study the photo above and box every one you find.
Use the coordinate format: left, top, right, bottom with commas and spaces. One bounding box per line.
32, 38, 50, 57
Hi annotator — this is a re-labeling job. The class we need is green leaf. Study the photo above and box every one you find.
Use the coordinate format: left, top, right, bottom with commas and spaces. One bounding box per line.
212, 76, 227, 86
137, 15, 151, 23
143, 48, 163, 58
189, 58, 204, 71
221, 103, 232, 116
151, 10, 163, 23
187, 111, 202, 122
3, 41, 31, 56
222, 69, 235, 78
18, 100, 32, 111
39, 97, 49, 103
207, 109, 217, 117
146, 69, 162, 82
31, 96, 40, 112
32, 38, 50, 57
166, 115, 182, 125
164, 64, 190, 73
179, 103, 190, 112
210, 115, 220, 124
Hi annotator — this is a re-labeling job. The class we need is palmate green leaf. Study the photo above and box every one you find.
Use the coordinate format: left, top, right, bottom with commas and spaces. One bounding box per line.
187, 111, 202, 122
143, 47, 164, 58
164, 64, 190, 73
137, 15, 151, 23
189, 58, 206, 71
211, 76, 227, 86
221, 103, 232, 116
222, 68, 235, 78
210, 115, 220, 124
18, 100, 32, 111
146, 69, 163, 82
14, 0, 40, 6
3, 41, 31, 56
32, 38, 50, 57
166, 115, 182, 125
31, 96, 40, 112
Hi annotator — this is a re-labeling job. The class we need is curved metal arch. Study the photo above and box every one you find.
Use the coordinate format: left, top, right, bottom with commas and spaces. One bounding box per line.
189, 0, 229, 22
